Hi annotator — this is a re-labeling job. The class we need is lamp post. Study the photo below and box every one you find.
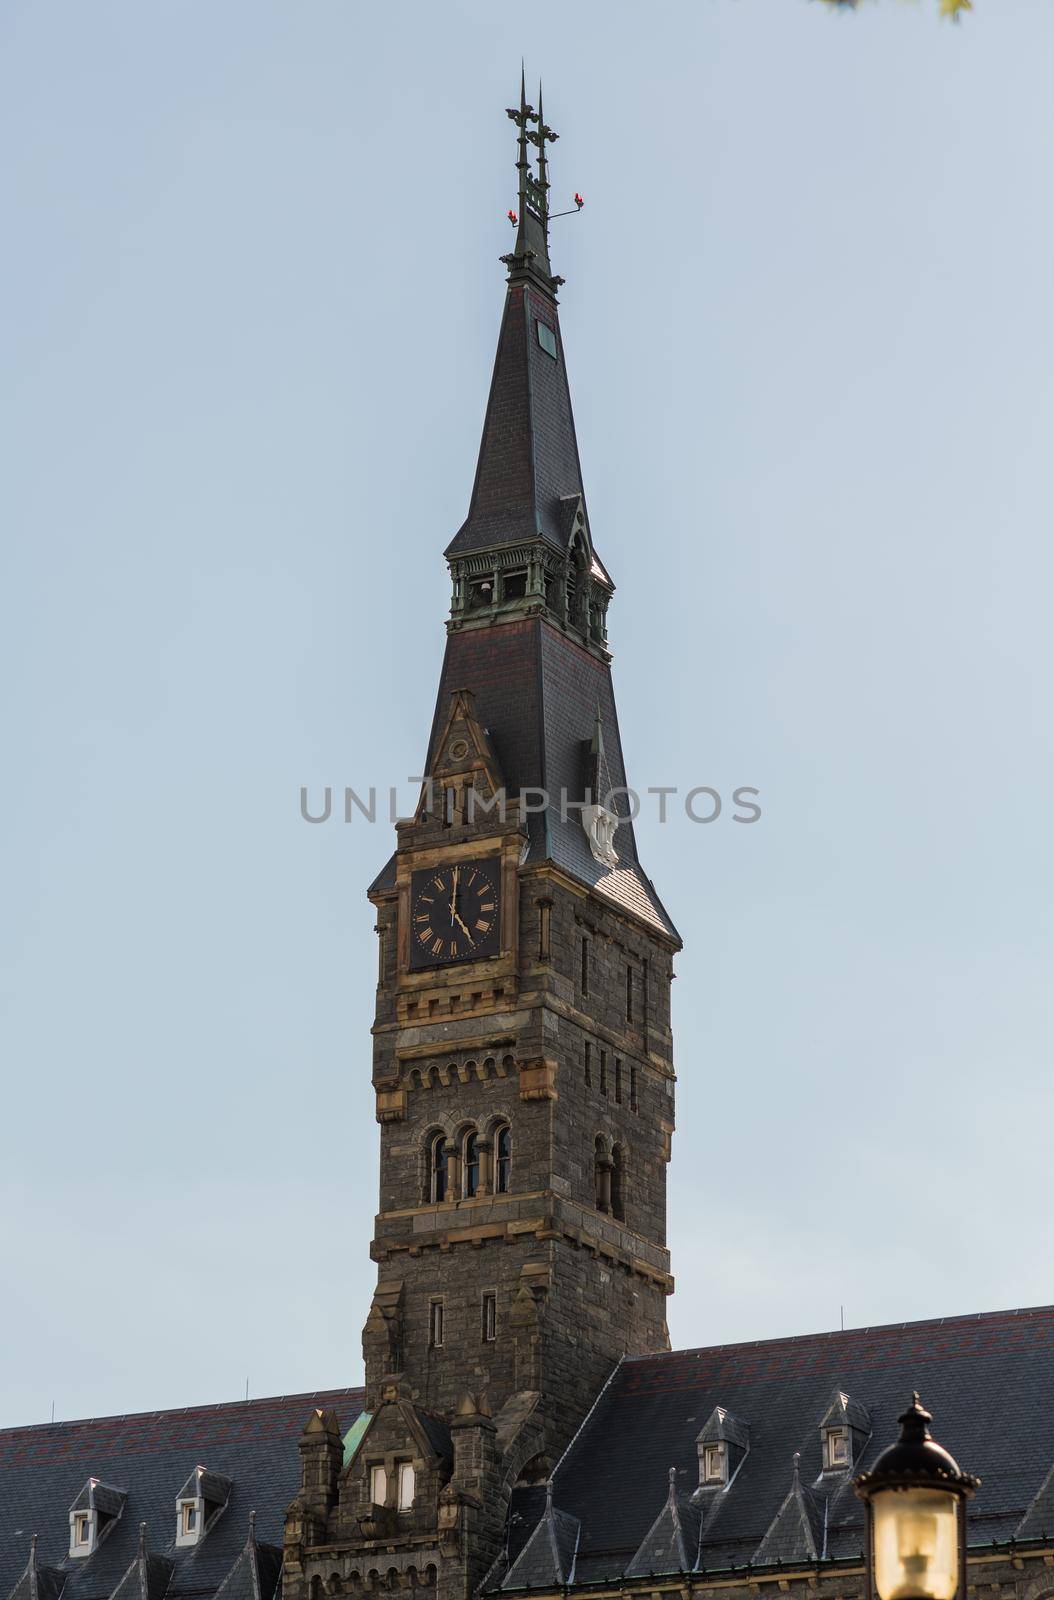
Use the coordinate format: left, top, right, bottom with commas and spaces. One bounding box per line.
854, 1394, 980, 1600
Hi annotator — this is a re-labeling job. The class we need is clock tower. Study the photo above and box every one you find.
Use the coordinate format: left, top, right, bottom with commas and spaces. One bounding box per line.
284, 77, 681, 1600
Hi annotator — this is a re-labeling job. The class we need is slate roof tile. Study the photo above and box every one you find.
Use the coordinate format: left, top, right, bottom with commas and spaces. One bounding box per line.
496, 1305, 1054, 1588
0, 1388, 363, 1600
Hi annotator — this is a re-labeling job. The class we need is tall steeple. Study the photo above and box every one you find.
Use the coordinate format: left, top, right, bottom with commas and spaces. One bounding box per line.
445, 75, 593, 576
287, 81, 681, 1600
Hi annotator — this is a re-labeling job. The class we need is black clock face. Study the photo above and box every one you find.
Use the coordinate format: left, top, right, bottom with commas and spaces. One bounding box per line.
409, 860, 502, 968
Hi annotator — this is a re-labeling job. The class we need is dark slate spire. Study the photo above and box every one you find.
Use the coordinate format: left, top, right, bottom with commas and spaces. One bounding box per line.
445, 75, 589, 562
7, 1537, 65, 1600
752, 1454, 827, 1567
624, 1468, 703, 1579
108, 1525, 173, 1600
501, 1482, 580, 1590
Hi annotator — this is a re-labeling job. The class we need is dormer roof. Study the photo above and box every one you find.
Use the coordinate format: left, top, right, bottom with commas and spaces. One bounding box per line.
695, 1406, 750, 1453
69, 1479, 126, 1519
176, 1467, 232, 1509
819, 1389, 871, 1437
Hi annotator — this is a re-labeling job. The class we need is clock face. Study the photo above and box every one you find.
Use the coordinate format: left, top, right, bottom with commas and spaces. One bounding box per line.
409, 860, 502, 968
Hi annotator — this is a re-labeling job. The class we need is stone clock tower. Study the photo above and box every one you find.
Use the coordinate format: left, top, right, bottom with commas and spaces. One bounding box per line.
283, 78, 680, 1600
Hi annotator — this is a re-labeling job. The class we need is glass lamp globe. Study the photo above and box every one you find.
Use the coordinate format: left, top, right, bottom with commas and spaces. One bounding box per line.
855, 1395, 979, 1600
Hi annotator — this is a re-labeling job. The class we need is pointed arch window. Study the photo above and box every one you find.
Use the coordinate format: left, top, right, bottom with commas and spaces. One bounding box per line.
429, 1133, 447, 1203
494, 1124, 511, 1194
463, 1130, 480, 1197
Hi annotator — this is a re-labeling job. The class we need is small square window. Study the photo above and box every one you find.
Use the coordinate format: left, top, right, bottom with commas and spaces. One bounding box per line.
181, 1503, 198, 1536
536, 320, 558, 358
824, 1428, 849, 1468
74, 1513, 92, 1547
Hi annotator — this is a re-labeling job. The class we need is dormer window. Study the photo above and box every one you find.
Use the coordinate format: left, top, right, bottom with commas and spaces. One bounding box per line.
175, 1466, 232, 1547
817, 1389, 870, 1476
694, 1407, 750, 1496
68, 1479, 125, 1559
370, 1464, 388, 1506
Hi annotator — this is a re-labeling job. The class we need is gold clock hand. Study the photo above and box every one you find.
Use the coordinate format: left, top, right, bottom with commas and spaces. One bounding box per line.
448, 865, 460, 920
453, 911, 475, 944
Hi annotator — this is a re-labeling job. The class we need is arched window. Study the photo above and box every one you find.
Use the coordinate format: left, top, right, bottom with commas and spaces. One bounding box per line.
463, 1130, 480, 1198
494, 1124, 511, 1193
611, 1144, 625, 1221
430, 1133, 447, 1203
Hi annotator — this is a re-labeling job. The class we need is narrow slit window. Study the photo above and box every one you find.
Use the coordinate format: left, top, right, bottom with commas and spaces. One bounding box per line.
537, 898, 551, 961
482, 1291, 497, 1342
429, 1299, 444, 1348
581, 936, 589, 995
370, 1465, 388, 1506
626, 965, 634, 1023
600, 1050, 607, 1096
584, 1041, 592, 1087
630, 1063, 638, 1112
397, 1463, 415, 1510
615, 1058, 622, 1104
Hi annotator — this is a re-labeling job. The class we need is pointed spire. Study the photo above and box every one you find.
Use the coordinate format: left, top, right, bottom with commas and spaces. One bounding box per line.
137, 1523, 147, 1560
247, 1511, 257, 1548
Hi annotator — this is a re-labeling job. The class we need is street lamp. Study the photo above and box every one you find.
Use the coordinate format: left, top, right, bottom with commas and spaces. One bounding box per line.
854, 1394, 980, 1600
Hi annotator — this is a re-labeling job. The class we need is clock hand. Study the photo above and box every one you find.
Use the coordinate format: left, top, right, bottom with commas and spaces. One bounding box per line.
452, 910, 475, 944
448, 865, 460, 922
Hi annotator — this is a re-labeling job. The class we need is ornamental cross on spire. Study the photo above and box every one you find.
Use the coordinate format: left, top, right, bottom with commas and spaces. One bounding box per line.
502, 69, 579, 292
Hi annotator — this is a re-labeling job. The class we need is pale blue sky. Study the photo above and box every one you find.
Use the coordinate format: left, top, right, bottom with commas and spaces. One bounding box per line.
2, 0, 1052, 1428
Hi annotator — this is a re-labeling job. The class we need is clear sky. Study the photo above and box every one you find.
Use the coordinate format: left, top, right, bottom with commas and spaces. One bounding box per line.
2, 0, 1052, 1429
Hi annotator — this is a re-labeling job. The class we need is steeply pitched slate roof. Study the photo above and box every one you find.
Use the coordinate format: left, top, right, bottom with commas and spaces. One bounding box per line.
494, 1305, 1054, 1588
0, 1388, 363, 1600
445, 285, 589, 560
414, 618, 678, 943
